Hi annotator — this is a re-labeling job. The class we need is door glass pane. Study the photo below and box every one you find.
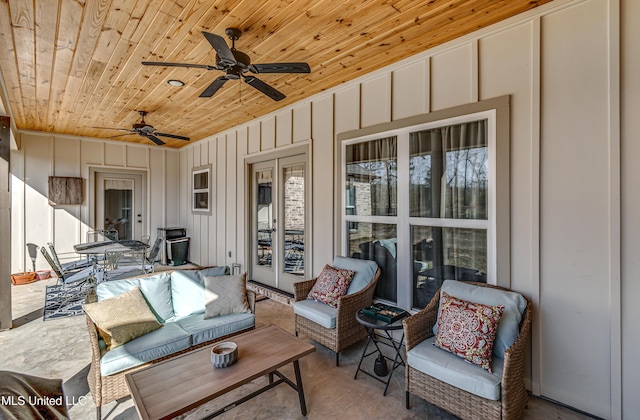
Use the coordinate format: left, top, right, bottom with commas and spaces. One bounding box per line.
104, 180, 133, 240
346, 137, 397, 217
410, 120, 488, 219
256, 169, 273, 268
347, 222, 397, 303
412, 225, 487, 309
283, 164, 304, 276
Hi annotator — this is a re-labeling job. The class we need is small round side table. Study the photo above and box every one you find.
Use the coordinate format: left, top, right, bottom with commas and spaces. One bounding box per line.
354, 308, 408, 396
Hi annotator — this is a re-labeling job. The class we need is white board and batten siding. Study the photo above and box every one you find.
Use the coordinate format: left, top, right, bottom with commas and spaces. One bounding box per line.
11, 133, 180, 272
177, 1, 628, 418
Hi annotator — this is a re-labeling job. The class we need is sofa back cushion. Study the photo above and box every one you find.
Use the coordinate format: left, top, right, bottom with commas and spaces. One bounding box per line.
96, 272, 173, 322
170, 267, 231, 319
203, 273, 251, 318
332, 256, 378, 295
434, 280, 527, 358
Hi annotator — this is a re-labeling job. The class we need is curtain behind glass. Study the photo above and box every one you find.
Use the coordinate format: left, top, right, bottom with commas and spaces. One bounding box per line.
410, 120, 488, 219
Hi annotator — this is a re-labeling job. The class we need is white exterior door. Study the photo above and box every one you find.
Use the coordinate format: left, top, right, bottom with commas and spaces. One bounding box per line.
95, 171, 145, 240
250, 155, 307, 294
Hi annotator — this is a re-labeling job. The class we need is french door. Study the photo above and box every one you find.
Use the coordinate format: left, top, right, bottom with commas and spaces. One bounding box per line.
251, 155, 307, 294
95, 171, 145, 240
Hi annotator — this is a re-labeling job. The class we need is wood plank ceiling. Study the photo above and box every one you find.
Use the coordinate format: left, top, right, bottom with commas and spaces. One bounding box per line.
0, 0, 552, 148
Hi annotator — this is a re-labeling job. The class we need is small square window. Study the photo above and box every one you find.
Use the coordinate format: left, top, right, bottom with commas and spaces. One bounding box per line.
192, 165, 212, 214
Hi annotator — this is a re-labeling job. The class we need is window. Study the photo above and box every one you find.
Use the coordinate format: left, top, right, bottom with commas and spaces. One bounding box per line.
192, 165, 212, 214
339, 97, 509, 310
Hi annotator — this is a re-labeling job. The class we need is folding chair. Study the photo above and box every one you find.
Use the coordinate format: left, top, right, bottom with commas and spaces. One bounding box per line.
47, 242, 95, 272
41, 247, 103, 319
41, 247, 103, 287
144, 237, 163, 273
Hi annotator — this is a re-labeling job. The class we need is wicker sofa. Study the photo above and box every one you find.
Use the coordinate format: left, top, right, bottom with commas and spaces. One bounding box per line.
403, 280, 532, 420
85, 267, 256, 419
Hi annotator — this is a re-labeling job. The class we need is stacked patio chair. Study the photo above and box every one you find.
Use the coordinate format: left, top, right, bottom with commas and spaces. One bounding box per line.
41, 247, 103, 318
47, 242, 96, 272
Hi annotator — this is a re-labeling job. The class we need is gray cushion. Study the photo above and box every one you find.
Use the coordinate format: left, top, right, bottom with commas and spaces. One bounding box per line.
434, 280, 527, 358
100, 322, 191, 376
175, 313, 255, 346
197, 266, 230, 278
408, 337, 503, 400
332, 256, 378, 295
293, 299, 337, 329
96, 272, 173, 322
203, 274, 251, 318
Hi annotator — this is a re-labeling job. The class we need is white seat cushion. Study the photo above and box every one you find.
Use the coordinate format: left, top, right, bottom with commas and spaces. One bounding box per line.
408, 337, 504, 400
293, 299, 337, 329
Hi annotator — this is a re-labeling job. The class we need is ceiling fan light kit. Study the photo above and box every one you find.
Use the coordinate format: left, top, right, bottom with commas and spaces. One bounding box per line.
142, 28, 311, 101
167, 79, 185, 87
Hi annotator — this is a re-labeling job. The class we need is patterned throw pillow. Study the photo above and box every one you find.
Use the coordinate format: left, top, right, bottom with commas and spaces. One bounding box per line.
434, 291, 505, 372
307, 264, 356, 308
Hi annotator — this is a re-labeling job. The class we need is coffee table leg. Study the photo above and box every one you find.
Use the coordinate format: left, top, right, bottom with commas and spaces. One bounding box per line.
293, 360, 307, 416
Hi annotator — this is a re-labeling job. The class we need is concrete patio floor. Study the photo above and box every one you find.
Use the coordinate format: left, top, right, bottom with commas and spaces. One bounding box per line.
0, 278, 592, 419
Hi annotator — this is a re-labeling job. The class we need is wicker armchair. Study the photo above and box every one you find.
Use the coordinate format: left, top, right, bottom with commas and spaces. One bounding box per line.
403, 282, 532, 420
293, 261, 380, 366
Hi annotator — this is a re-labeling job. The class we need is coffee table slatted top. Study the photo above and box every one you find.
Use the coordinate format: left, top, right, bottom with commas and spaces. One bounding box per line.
125, 325, 315, 420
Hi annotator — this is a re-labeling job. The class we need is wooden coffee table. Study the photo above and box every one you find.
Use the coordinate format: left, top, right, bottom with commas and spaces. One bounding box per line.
125, 325, 315, 420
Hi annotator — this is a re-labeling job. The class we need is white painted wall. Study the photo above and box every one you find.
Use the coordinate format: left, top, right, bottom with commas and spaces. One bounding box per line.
10, 132, 180, 272
177, 0, 631, 417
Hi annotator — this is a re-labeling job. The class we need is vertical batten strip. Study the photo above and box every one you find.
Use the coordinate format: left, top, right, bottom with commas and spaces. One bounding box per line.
608, 0, 621, 418
471, 40, 479, 102
530, 16, 542, 396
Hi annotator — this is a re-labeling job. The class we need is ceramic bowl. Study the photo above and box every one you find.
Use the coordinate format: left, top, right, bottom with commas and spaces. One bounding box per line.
211, 342, 238, 368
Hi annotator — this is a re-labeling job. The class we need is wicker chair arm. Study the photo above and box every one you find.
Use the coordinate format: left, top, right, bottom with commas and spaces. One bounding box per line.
500, 300, 532, 412
246, 290, 256, 313
293, 278, 317, 301
403, 292, 440, 352
85, 310, 104, 406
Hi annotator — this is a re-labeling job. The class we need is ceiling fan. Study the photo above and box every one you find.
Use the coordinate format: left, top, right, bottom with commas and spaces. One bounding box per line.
95, 111, 190, 146
142, 28, 311, 101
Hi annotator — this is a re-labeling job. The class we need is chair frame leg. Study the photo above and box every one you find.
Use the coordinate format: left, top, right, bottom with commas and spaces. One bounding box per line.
336, 351, 340, 366
96, 406, 101, 419
406, 390, 410, 409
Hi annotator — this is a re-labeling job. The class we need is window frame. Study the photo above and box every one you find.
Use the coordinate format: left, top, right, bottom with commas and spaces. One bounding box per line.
192, 164, 212, 215
336, 96, 510, 310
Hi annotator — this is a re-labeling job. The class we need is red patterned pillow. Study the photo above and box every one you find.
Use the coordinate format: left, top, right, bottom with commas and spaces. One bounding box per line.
434, 291, 505, 372
307, 264, 356, 308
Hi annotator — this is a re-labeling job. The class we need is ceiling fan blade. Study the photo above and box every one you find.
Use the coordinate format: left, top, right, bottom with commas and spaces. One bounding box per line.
142, 61, 217, 70
107, 133, 134, 139
155, 132, 190, 141
202, 32, 236, 66
143, 134, 165, 146
199, 76, 229, 98
243, 76, 285, 101
250, 63, 311, 74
